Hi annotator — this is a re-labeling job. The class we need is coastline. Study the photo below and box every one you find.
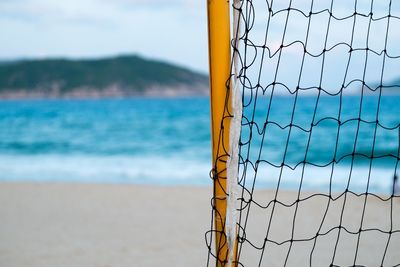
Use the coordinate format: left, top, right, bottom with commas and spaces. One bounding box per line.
0, 84, 209, 100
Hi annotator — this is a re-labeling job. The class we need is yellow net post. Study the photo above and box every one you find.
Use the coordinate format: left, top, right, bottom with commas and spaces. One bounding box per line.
207, 0, 237, 265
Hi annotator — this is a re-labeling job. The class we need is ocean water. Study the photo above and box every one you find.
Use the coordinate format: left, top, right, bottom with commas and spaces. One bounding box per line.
0, 98, 211, 185
0, 96, 398, 193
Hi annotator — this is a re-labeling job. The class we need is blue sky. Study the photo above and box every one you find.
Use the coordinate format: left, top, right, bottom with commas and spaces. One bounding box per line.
0, 0, 208, 73
1, 0, 399, 85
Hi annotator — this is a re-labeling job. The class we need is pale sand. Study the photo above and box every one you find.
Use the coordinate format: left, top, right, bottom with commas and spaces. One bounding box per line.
0, 182, 399, 267
0, 183, 210, 267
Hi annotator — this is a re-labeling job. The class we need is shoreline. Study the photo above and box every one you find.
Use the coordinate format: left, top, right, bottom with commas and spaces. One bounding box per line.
0, 84, 209, 100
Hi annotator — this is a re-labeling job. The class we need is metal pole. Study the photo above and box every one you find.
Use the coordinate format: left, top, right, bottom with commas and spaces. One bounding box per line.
207, 0, 236, 265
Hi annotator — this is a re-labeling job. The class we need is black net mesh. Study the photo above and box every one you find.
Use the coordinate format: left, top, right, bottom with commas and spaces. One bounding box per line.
206, 0, 400, 266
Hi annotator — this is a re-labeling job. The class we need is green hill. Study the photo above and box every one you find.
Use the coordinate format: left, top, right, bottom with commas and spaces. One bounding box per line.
0, 55, 209, 98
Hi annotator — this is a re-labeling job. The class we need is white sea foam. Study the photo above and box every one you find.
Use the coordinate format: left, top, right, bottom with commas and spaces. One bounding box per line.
0, 154, 212, 186
240, 162, 396, 195
0, 154, 395, 194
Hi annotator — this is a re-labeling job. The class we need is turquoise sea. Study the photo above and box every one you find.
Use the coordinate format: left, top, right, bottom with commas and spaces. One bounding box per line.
0, 96, 398, 193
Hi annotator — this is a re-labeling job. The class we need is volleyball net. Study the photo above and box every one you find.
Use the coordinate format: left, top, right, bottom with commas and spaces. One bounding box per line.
206, 0, 400, 266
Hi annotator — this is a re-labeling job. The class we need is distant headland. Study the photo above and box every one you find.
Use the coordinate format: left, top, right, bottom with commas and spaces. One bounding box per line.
0, 55, 209, 99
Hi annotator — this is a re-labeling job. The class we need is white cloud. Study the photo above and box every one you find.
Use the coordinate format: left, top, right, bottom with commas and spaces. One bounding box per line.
3, 0, 397, 76
0, 0, 209, 72
0, 0, 203, 23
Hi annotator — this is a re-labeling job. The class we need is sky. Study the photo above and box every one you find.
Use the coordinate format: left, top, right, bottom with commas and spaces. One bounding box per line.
1, 0, 399, 84
0, 0, 209, 73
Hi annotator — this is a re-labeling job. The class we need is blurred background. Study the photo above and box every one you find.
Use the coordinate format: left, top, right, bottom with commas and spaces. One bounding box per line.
0, 0, 213, 186
0, 3, 213, 265
0, 0, 208, 72
0, 0, 399, 190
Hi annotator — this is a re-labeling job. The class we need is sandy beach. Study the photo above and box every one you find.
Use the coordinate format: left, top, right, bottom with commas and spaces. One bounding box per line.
0, 182, 211, 267
0, 182, 399, 267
